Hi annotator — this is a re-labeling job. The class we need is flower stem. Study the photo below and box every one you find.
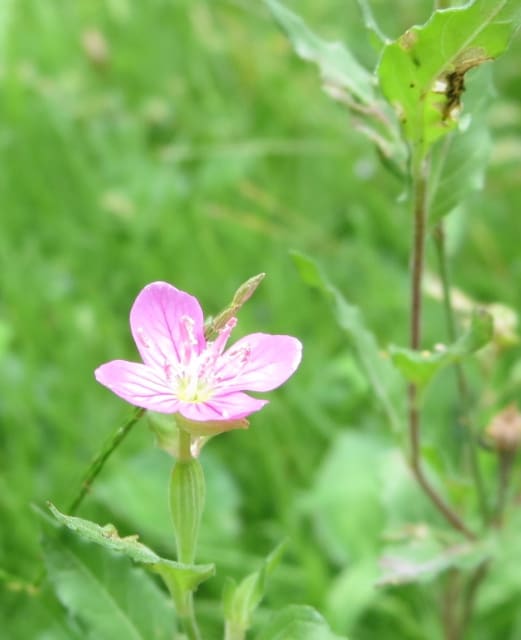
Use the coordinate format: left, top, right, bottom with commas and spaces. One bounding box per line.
407, 156, 476, 541
224, 622, 245, 640
178, 427, 193, 462
179, 592, 202, 640
432, 223, 489, 525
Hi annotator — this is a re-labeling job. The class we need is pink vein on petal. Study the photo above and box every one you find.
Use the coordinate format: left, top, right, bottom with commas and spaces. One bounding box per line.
178, 392, 268, 422
213, 333, 302, 393
130, 282, 205, 368
95, 360, 180, 413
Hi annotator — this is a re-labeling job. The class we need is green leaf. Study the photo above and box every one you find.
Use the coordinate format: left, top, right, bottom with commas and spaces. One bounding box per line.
389, 308, 493, 387
304, 432, 386, 564
429, 115, 492, 226
428, 66, 493, 225
265, 0, 407, 174
292, 251, 404, 433
356, 0, 390, 48
224, 541, 287, 637
254, 605, 347, 640
47, 502, 215, 616
47, 503, 160, 564
378, 0, 521, 156
43, 530, 176, 640
266, 0, 375, 105
153, 561, 215, 617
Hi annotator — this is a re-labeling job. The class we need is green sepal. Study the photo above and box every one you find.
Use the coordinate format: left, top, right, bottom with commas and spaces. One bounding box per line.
389, 308, 493, 388
169, 457, 205, 564
223, 541, 287, 637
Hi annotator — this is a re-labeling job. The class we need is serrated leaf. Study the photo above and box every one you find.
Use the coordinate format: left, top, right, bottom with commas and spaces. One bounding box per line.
378, 0, 521, 155
43, 531, 175, 640
48, 503, 161, 564
47, 502, 215, 616
254, 605, 348, 640
389, 308, 493, 387
266, 0, 375, 105
292, 251, 404, 433
224, 541, 287, 636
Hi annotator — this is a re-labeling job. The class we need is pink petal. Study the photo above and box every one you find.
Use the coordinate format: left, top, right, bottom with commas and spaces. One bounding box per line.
214, 334, 302, 393
177, 392, 268, 422
95, 360, 180, 413
130, 282, 205, 369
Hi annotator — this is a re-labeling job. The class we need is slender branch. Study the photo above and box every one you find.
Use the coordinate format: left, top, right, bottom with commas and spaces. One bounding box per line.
492, 450, 515, 527
458, 560, 490, 637
442, 570, 463, 640
432, 223, 489, 524
67, 408, 145, 514
407, 157, 476, 541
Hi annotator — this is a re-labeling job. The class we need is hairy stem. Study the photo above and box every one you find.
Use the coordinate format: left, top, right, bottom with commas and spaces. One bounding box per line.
407, 158, 476, 541
433, 223, 489, 525
68, 408, 145, 514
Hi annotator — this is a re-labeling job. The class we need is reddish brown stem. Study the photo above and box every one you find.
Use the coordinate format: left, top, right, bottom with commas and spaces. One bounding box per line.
407, 158, 476, 541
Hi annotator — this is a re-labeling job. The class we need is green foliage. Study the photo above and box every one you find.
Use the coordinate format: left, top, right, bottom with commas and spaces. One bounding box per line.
293, 251, 404, 433
266, 0, 406, 173
1, 0, 521, 638
43, 530, 176, 640
389, 308, 493, 388
48, 503, 161, 564
254, 604, 347, 639
378, 0, 521, 156
47, 501, 214, 626
223, 541, 286, 637
266, 0, 375, 104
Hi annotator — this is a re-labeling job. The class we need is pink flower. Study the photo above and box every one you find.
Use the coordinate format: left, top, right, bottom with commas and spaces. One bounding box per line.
95, 282, 302, 422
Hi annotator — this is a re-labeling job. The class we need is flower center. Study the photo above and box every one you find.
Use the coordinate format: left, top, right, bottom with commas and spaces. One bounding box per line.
175, 371, 213, 403
163, 315, 251, 405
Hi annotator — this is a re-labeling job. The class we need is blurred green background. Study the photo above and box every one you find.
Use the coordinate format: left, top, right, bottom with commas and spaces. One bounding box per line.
1, 0, 521, 638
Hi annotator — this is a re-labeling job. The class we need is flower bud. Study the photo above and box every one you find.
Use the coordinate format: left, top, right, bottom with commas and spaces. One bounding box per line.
486, 404, 521, 453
